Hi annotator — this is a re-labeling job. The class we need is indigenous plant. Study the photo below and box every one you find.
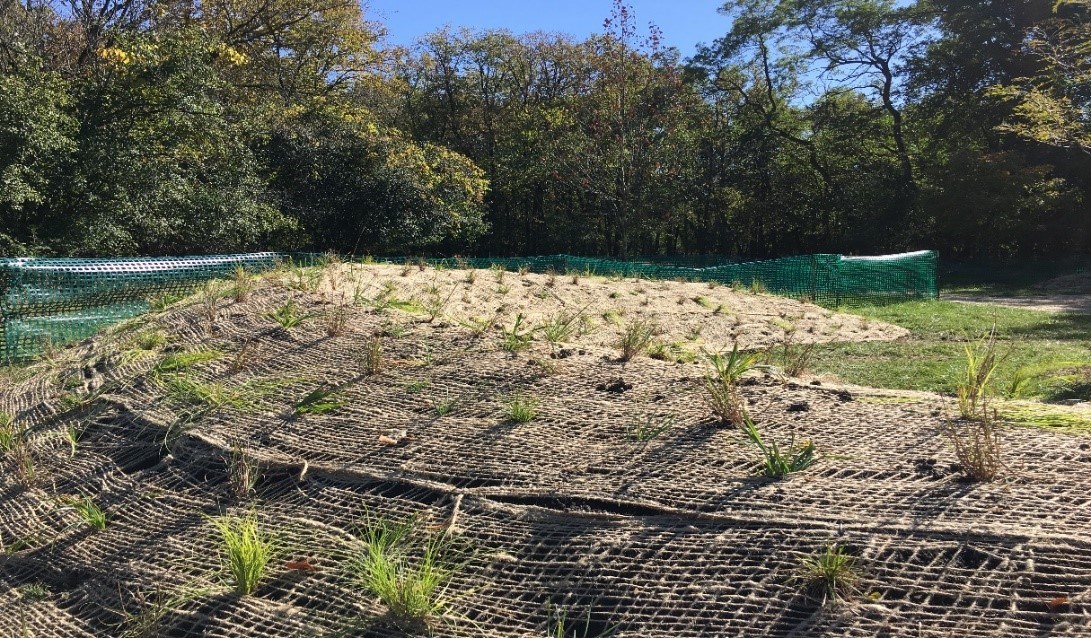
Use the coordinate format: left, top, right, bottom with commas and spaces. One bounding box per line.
349, 514, 460, 628
797, 543, 861, 606
226, 442, 261, 498
742, 419, 816, 478
627, 415, 675, 442
957, 331, 1000, 420
68, 496, 107, 530
463, 269, 477, 284
324, 299, 350, 337
491, 263, 506, 283
617, 319, 657, 361
766, 331, 818, 378
154, 350, 221, 375
504, 393, 540, 423
502, 314, 533, 352
942, 410, 1006, 482
231, 265, 254, 302
211, 512, 274, 596
266, 298, 308, 330
358, 336, 384, 376
198, 280, 224, 328
548, 605, 619, 638
539, 309, 584, 345
433, 390, 458, 417
545, 268, 557, 287
0, 411, 18, 453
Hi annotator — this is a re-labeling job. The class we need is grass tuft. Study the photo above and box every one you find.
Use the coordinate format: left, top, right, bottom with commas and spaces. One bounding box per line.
211, 512, 274, 596
617, 319, 657, 361
742, 419, 817, 477
503, 393, 540, 423
797, 543, 860, 605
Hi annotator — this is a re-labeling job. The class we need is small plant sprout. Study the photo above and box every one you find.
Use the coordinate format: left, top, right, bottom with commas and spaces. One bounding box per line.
358, 335, 384, 376
539, 308, 585, 345
294, 386, 344, 416
231, 265, 254, 302
548, 605, 620, 638
463, 269, 477, 284
266, 298, 308, 330
68, 496, 107, 530
0, 411, 18, 452
211, 511, 274, 596
617, 319, 657, 361
504, 393, 540, 423
797, 543, 861, 606
433, 390, 459, 417
226, 442, 261, 498
627, 415, 676, 442
491, 263, 506, 283
324, 298, 350, 337
153, 349, 221, 375
742, 419, 817, 478
349, 514, 460, 629
199, 280, 223, 328
502, 313, 533, 352
766, 331, 818, 378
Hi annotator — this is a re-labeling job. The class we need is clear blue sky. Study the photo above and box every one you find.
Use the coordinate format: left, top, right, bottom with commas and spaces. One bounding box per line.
365, 1, 731, 57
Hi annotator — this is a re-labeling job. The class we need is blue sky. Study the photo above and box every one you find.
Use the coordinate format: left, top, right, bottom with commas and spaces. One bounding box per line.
365, 1, 731, 57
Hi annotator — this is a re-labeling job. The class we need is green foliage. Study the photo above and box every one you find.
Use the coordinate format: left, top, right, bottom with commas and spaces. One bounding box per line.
349, 514, 460, 627
503, 393, 540, 423
617, 319, 657, 361
627, 415, 676, 442
502, 313, 533, 352
154, 350, 221, 375
266, 299, 309, 330
797, 544, 860, 605
211, 512, 275, 596
293, 386, 345, 416
742, 419, 817, 478
68, 496, 107, 531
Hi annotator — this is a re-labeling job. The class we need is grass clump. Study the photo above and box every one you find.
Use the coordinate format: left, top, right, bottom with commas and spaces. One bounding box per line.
231, 265, 255, 302
943, 409, 1006, 482
349, 514, 460, 629
266, 298, 309, 330
211, 511, 275, 596
539, 310, 584, 345
627, 415, 675, 442
704, 344, 761, 426
797, 543, 860, 606
503, 393, 540, 423
502, 313, 533, 352
68, 496, 107, 530
225, 443, 261, 498
358, 335, 384, 376
153, 350, 221, 375
548, 605, 619, 637
742, 419, 816, 478
0, 411, 19, 453
617, 319, 657, 361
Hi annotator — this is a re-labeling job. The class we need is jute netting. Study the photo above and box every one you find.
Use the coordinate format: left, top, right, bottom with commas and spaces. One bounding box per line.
0, 272, 1086, 637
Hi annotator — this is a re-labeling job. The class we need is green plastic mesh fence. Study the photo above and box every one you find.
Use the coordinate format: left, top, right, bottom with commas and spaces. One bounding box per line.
0, 250, 936, 361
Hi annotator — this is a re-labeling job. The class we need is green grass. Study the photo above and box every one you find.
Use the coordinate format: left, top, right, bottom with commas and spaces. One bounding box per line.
349, 514, 459, 628
742, 419, 817, 478
153, 350, 221, 374
503, 393, 540, 423
211, 512, 275, 596
293, 386, 345, 416
812, 301, 1091, 404
797, 543, 860, 606
68, 496, 107, 530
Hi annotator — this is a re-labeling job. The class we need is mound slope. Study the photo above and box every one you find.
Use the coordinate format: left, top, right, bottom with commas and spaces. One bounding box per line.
1, 270, 1088, 637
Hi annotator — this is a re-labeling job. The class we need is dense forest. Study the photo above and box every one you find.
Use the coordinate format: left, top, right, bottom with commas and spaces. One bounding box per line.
0, 0, 1088, 260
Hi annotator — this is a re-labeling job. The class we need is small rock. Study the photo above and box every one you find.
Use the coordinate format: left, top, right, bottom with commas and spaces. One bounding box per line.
596, 378, 632, 393
836, 389, 854, 402
787, 401, 810, 412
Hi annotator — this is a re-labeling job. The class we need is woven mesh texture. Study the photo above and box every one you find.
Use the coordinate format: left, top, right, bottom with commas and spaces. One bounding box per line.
0, 274, 1086, 637
0, 251, 937, 362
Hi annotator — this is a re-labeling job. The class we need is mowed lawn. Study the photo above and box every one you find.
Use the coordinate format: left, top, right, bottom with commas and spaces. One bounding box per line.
812, 300, 1091, 403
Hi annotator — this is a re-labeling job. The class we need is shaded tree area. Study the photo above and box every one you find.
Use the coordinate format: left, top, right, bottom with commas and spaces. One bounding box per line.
1, 0, 1088, 260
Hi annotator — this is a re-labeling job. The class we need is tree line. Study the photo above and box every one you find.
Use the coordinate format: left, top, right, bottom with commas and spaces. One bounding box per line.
1, 0, 1088, 260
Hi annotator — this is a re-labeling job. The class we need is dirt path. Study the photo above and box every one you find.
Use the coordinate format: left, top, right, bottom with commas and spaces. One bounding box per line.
945, 293, 1091, 314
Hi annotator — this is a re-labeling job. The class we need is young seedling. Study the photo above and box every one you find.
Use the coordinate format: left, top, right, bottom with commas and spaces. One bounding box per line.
325, 299, 350, 337
0, 411, 18, 453
225, 443, 261, 498
504, 393, 540, 423
231, 265, 254, 302
433, 390, 459, 417
742, 419, 816, 478
548, 605, 619, 638
502, 314, 533, 352
153, 350, 221, 375
68, 496, 107, 530
349, 514, 461, 630
617, 319, 657, 361
358, 336, 384, 376
538, 308, 585, 345
211, 511, 274, 596
266, 298, 309, 330
627, 415, 676, 442
796, 543, 861, 606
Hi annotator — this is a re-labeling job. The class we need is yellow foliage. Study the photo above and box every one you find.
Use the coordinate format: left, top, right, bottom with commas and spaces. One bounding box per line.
98, 47, 133, 65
